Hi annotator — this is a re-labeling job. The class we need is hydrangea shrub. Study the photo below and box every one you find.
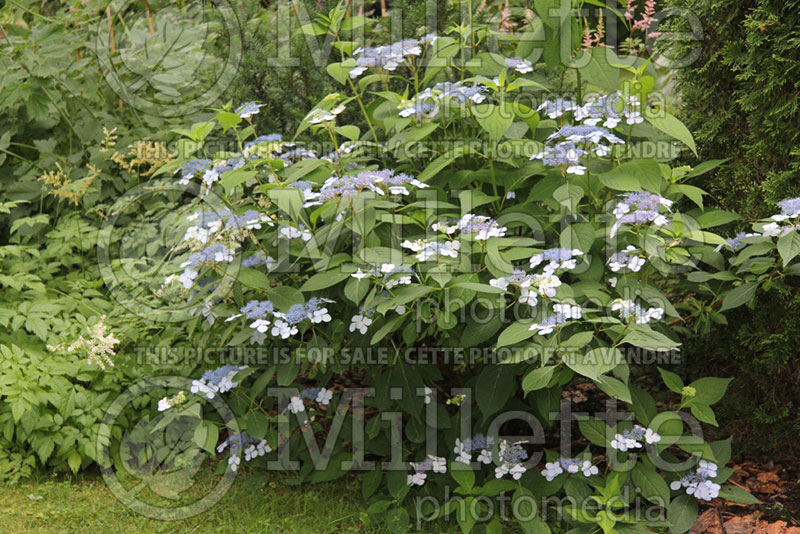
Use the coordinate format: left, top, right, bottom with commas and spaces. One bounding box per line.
115, 3, 784, 532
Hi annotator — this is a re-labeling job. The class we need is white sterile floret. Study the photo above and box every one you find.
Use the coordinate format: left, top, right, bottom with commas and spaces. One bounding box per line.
519, 288, 538, 307
157, 397, 171, 412
542, 461, 563, 481
407, 472, 427, 486
316, 387, 333, 405
349, 314, 373, 334
250, 319, 270, 333
228, 455, 240, 472
288, 396, 305, 414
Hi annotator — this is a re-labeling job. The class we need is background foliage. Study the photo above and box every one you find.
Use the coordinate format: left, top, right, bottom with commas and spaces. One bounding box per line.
665, 0, 800, 455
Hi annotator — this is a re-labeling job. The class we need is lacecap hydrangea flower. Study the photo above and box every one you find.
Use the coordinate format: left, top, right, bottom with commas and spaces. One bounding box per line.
670, 460, 720, 501
542, 457, 599, 481
190, 365, 248, 399
610, 299, 664, 324
406, 454, 447, 486
529, 248, 584, 273
454, 434, 496, 465
217, 432, 271, 471
610, 192, 673, 238
529, 304, 582, 335
608, 245, 646, 272
611, 424, 661, 451
762, 197, 800, 237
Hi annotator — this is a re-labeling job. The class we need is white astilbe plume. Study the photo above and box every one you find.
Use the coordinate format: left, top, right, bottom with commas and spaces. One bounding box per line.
48, 315, 120, 370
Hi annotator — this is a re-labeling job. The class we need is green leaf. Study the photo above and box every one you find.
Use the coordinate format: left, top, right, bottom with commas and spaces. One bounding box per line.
648, 111, 698, 156
777, 231, 800, 266
457, 497, 477, 534
300, 271, 351, 292
534, 0, 571, 27
688, 403, 718, 426
475, 365, 515, 419
599, 159, 662, 192
326, 59, 356, 85
563, 347, 623, 379
553, 183, 584, 212
594, 375, 631, 403
497, 320, 536, 348
452, 282, 505, 294
473, 103, 514, 140
221, 169, 257, 195
668, 495, 698, 533
657, 367, 684, 394
685, 376, 731, 405
622, 327, 680, 351
450, 462, 475, 491
719, 281, 759, 311
579, 419, 610, 446
694, 209, 740, 228
216, 111, 242, 130
632, 464, 670, 506
577, 47, 621, 92
719, 485, 760, 505
67, 451, 82, 474
385, 507, 410, 534
245, 411, 269, 440
522, 366, 555, 393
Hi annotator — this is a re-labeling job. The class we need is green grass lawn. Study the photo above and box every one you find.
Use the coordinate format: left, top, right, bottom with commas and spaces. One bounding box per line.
0, 469, 460, 534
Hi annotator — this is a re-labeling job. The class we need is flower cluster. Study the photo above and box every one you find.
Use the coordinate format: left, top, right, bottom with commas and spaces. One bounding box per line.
529, 304, 582, 335
177, 158, 212, 185
279, 224, 313, 241
398, 81, 488, 119
762, 197, 800, 237
714, 232, 759, 252
610, 192, 673, 237
277, 298, 334, 340
217, 432, 271, 471
48, 315, 120, 370
610, 424, 661, 451
234, 102, 263, 119
401, 238, 461, 261
430, 214, 507, 241
287, 387, 335, 414
490, 270, 563, 307
305, 104, 346, 125
190, 365, 248, 399
531, 124, 624, 175
242, 251, 276, 269
303, 169, 428, 206
183, 209, 271, 244
349, 34, 437, 78
608, 245, 646, 272
494, 440, 529, 480
610, 299, 664, 324
505, 56, 533, 73
157, 391, 187, 412
542, 457, 599, 481
175, 243, 236, 288
529, 248, 584, 273
670, 460, 720, 501
407, 455, 447, 486
351, 263, 415, 290
538, 93, 643, 126
454, 435, 496, 465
